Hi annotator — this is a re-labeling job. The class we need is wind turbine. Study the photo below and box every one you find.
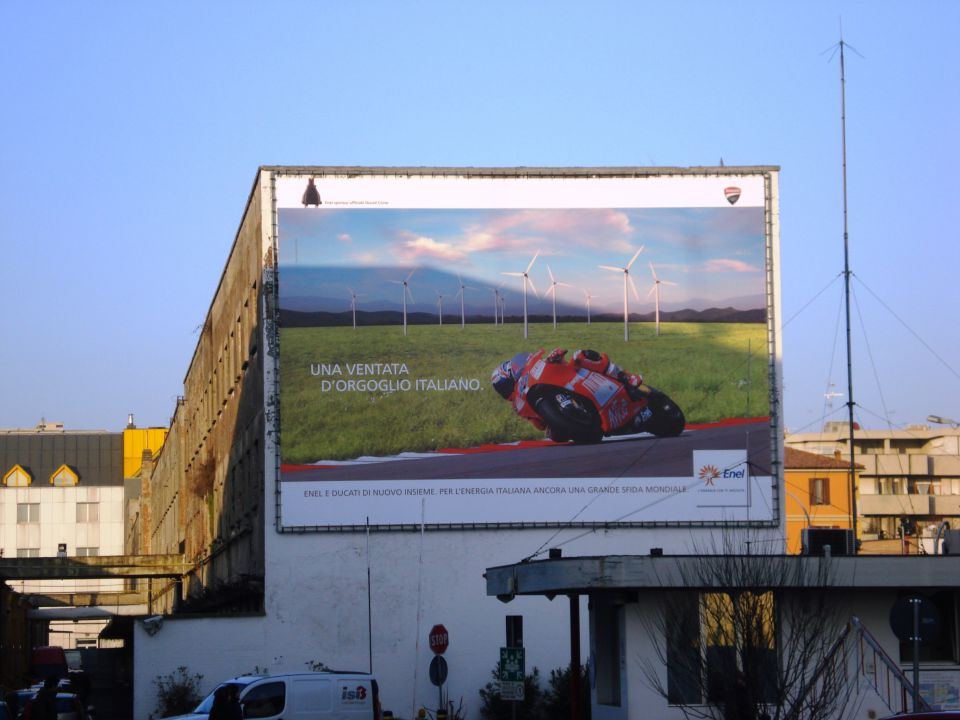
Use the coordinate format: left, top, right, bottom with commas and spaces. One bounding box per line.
647, 262, 677, 336
435, 290, 446, 326
583, 290, 596, 325
544, 265, 571, 330
455, 274, 475, 329
389, 269, 416, 335
502, 250, 539, 338
599, 246, 643, 342
490, 283, 505, 326
347, 287, 365, 330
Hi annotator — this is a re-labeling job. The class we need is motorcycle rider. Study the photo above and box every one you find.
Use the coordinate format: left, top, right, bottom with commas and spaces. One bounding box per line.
491, 348, 645, 434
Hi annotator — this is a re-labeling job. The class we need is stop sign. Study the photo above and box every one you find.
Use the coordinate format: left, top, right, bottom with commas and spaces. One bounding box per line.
429, 624, 449, 654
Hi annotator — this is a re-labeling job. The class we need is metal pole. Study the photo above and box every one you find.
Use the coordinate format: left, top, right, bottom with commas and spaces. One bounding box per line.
912, 597, 921, 711
366, 516, 373, 674
839, 40, 859, 543
623, 279, 629, 342
569, 594, 581, 720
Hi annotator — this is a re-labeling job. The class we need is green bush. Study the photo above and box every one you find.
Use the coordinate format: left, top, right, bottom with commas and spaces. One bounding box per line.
479, 663, 591, 720
541, 665, 590, 720
152, 666, 204, 719
478, 664, 543, 720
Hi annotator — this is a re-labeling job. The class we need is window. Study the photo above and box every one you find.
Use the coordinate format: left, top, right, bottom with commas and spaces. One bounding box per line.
76, 547, 99, 557
242, 681, 286, 719
76, 502, 99, 523
666, 591, 777, 706
17, 503, 40, 524
593, 602, 622, 706
809, 477, 830, 506
50, 464, 79, 487
17, 548, 39, 558
3, 465, 32, 487
667, 594, 701, 704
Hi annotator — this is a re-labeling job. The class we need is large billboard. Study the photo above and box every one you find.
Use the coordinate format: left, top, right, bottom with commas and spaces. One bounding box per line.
273, 169, 779, 529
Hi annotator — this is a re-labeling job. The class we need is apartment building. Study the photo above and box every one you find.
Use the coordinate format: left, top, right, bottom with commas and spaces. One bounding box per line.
787, 421, 960, 544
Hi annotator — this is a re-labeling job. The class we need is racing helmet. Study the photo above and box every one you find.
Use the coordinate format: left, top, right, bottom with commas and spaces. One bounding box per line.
491, 352, 530, 399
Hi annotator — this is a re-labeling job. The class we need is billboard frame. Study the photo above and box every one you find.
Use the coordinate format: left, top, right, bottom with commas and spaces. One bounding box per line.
262, 166, 783, 533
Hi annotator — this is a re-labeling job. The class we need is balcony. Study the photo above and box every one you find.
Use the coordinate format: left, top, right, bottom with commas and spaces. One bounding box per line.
932, 495, 960, 515
859, 494, 933, 516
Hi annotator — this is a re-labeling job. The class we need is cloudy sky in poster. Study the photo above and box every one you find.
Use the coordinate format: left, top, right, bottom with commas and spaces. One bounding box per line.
279, 206, 766, 315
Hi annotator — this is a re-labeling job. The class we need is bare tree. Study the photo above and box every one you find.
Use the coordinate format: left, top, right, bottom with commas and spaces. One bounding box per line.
638, 529, 856, 720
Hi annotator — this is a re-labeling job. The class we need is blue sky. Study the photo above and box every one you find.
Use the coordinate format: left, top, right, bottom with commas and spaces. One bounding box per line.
2, 1, 958, 433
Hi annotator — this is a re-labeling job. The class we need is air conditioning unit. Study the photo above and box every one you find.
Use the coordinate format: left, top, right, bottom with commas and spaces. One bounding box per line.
801, 528, 856, 556
940, 529, 960, 555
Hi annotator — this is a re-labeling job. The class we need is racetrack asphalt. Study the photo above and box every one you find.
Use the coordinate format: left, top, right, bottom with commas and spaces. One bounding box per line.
282, 419, 772, 482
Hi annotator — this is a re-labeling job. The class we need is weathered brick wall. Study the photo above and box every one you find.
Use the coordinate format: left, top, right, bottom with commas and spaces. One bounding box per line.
143, 174, 267, 612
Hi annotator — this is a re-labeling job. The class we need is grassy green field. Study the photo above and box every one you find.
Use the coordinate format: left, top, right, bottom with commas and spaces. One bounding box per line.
279, 321, 769, 463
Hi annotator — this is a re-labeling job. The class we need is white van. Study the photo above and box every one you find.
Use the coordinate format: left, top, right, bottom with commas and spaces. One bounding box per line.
168, 672, 382, 720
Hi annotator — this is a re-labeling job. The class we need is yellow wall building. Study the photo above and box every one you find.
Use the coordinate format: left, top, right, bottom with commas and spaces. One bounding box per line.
123, 426, 168, 478
783, 446, 859, 554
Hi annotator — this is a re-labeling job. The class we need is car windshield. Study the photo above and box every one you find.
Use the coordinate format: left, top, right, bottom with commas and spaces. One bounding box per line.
194, 683, 246, 714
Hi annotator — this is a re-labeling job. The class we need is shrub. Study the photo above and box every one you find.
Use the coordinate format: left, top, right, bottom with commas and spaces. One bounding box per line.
541, 665, 590, 720
478, 663, 543, 720
153, 666, 204, 718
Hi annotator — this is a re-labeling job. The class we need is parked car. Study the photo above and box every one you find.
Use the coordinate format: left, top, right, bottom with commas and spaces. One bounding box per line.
20, 691, 92, 720
6, 680, 73, 719
4, 689, 36, 719
29, 647, 68, 680
166, 672, 382, 720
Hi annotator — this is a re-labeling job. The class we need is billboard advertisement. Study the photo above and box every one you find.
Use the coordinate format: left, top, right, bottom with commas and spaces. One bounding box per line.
273, 170, 779, 529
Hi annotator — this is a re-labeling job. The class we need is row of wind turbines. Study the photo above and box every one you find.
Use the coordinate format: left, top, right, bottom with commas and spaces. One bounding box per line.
351, 246, 677, 341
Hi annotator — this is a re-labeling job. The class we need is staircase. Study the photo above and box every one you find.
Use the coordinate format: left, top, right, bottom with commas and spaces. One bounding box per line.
786, 615, 932, 720
849, 616, 932, 716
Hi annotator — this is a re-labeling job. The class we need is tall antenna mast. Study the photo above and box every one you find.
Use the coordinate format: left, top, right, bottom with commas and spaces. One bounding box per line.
839, 39, 859, 541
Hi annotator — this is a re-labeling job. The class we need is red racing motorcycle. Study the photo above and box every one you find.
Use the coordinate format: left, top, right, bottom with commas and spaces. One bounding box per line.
504, 349, 685, 443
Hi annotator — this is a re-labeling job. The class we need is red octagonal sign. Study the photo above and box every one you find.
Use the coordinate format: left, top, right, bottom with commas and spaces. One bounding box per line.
429, 624, 449, 655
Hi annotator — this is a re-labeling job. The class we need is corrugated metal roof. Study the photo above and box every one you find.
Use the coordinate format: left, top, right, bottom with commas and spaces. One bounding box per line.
0, 432, 123, 486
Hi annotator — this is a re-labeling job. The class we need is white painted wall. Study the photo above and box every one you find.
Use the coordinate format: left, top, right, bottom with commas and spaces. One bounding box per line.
133, 616, 269, 719
134, 523, 784, 720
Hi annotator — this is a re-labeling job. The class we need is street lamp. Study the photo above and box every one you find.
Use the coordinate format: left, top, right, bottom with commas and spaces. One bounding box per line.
927, 415, 960, 428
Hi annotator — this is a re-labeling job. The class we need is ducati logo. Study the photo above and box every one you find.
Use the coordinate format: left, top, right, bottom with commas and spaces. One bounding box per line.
724, 186, 741, 205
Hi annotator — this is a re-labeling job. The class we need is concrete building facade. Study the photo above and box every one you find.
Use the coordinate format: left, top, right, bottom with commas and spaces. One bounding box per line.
130, 166, 787, 720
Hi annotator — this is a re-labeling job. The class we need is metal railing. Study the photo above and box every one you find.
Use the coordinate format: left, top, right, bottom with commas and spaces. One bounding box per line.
785, 615, 931, 720
851, 615, 932, 716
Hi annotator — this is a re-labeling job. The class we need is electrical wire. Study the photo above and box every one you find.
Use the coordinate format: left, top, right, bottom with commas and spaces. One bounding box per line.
854, 274, 960, 382
524, 438, 662, 561
524, 453, 758, 560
